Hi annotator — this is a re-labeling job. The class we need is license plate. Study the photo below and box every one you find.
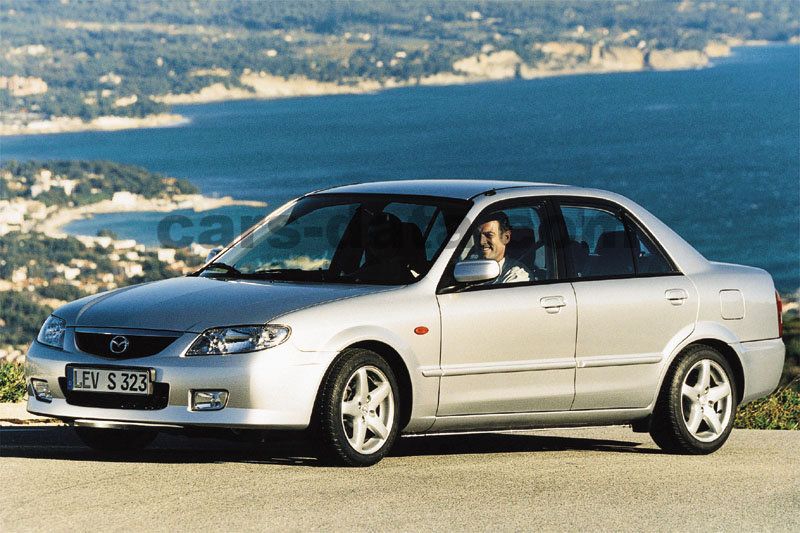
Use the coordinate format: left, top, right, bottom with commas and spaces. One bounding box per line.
67, 366, 153, 395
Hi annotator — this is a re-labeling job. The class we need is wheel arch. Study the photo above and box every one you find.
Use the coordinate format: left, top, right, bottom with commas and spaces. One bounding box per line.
679, 339, 744, 404
656, 326, 746, 406
313, 337, 415, 432
309, 323, 438, 433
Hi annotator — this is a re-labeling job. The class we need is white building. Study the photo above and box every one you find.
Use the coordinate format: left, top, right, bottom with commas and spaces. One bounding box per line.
113, 239, 137, 250
0, 202, 26, 224
70, 259, 97, 270
190, 242, 213, 257
55, 264, 81, 281
122, 263, 144, 278
11, 267, 27, 283
111, 191, 138, 207
157, 248, 176, 262
54, 178, 76, 196
75, 235, 114, 249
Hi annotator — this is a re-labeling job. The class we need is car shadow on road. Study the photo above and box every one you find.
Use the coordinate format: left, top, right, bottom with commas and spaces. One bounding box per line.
0, 426, 320, 466
0, 426, 659, 466
391, 431, 660, 457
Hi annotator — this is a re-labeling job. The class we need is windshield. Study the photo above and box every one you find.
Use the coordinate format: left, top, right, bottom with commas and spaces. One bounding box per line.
200, 193, 471, 285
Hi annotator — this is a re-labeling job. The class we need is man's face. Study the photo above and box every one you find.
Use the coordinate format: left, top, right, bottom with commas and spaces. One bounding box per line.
477, 220, 510, 262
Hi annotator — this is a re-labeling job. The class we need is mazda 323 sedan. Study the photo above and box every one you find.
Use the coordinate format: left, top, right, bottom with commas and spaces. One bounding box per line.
26, 180, 785, 465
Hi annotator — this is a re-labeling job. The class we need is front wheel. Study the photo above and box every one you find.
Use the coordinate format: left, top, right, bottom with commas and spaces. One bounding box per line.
315, 349, 400, 466
650, 345, 737, 454
74, 427, 158, 452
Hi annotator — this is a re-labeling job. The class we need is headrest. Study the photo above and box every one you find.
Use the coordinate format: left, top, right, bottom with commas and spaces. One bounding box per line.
368, 212, 402, 231
596, 231, 632, 254
508, 227, 535, 248
366, 212, 403, 252
400, 222, 423, 247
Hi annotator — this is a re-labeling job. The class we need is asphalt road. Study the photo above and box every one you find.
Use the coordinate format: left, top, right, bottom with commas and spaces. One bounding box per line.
1, 425, 798, 532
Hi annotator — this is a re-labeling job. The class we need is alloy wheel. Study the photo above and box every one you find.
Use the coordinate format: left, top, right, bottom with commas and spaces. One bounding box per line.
340, 365, 395, 454
680, 359, 733, 443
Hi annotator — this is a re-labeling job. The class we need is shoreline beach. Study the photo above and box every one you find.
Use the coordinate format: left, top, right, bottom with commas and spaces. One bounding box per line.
0, 113, 188, 137
34, 193, 267, 242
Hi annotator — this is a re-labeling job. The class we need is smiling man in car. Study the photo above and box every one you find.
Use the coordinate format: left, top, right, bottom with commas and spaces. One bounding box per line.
475, 211, 531, 284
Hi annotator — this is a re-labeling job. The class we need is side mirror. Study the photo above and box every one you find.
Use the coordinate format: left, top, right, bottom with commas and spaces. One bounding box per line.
205, 247, 223, 263
453, 260, 500, 284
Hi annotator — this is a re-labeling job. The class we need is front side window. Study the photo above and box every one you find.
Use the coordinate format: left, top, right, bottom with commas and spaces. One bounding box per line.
446, 202, 556, 287
200, 194, 471, 285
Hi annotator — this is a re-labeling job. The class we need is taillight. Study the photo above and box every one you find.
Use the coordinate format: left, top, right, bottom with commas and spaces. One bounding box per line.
776, 291, 783, 337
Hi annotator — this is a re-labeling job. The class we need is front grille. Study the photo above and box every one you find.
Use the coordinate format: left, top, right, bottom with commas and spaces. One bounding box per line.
58, 378, 170, 410
75, 332, 180, 359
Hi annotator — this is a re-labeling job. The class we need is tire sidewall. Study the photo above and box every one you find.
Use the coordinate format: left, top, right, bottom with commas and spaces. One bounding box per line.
669, 347, 738, 453
321, 349, 401, 466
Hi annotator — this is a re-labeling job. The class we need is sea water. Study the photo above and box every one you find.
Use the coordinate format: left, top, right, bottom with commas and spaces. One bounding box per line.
2, 45, 798, 291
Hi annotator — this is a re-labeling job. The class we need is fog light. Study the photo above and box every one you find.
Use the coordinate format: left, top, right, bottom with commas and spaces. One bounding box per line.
30, 379, 52, 402
191, 390, 228, 411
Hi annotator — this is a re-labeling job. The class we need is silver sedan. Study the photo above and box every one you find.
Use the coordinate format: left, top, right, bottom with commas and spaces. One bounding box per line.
26, 180, 785, 466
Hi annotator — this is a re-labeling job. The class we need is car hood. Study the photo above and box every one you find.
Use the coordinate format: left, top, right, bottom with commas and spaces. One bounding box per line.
56, 276, 396, 332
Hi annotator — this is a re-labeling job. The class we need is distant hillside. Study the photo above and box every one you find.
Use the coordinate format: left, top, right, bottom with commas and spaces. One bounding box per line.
0, 160, 197, 207
1, 0, 797, 130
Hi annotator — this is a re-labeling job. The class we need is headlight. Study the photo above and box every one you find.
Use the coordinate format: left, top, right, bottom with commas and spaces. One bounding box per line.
37, 315, 66, 349
186, 324, 291, 356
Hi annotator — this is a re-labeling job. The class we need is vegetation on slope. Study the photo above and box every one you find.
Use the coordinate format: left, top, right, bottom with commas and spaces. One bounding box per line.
1, 0, 797, 120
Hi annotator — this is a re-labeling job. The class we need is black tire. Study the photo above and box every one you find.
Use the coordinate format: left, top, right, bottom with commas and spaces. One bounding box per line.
650, 344, 738, 454
314, 348, 401, 467
74, 427, 158, 452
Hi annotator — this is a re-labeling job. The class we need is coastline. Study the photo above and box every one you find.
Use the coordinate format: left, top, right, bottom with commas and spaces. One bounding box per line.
0, 113, 188, 137
3, 41, 791, 138
35, 193, 267, 241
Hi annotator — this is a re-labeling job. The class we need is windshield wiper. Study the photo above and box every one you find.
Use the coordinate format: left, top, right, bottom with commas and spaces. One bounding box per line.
242, 268, 307, 280
201, 261, 243, 276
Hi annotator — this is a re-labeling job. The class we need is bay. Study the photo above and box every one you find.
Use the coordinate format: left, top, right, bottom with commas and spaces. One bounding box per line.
1, 45, 798, 292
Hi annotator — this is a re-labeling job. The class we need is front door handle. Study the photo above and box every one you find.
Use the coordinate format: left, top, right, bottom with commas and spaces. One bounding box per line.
540, 296, 567, 313
665, 289, 688, 305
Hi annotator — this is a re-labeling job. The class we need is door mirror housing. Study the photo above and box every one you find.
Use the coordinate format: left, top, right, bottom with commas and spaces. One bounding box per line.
453, 260, 500, 284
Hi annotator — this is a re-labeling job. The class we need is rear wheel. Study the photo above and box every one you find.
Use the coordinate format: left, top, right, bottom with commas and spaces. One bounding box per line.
650, 345, 737, 454
315, 348, 400, 466
74, 427, 158, 452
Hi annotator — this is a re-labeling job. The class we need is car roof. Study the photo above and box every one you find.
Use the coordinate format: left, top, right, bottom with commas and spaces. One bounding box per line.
313, 179, 567, 200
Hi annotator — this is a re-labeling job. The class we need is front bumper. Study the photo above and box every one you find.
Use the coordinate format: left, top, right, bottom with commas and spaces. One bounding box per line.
25, 331, 337, 430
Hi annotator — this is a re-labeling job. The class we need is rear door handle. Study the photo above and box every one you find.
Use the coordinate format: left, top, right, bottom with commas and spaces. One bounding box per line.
540, 296, 567, 313
665, 289, 688, 305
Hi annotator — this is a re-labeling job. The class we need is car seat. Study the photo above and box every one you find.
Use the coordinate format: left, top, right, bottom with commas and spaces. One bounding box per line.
591, 230, 635, 276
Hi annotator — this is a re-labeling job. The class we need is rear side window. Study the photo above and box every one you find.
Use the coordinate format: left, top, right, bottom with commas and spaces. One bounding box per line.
629, 222, 674, 274
560, 206, 634, 278
559, 204, 675, 279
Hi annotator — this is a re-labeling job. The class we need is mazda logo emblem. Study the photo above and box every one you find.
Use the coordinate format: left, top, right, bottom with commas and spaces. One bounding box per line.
109, 335, 130, 354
